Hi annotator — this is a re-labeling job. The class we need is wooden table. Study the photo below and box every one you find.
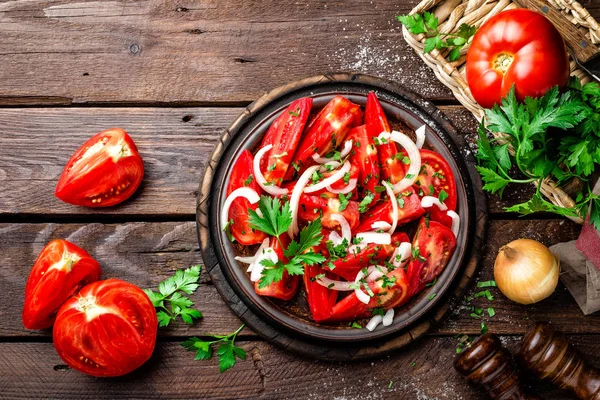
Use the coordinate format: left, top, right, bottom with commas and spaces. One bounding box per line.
1, 1, 599, 398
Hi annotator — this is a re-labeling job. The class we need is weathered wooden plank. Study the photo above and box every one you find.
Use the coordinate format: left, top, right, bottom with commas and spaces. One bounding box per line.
0, 0, 455, 105
1, 336, 599, 399
0, 105, 519, 216
1, 219, 594, 339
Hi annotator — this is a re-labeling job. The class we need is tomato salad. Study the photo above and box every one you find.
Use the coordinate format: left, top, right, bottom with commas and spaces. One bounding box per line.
221, 93, 460, 330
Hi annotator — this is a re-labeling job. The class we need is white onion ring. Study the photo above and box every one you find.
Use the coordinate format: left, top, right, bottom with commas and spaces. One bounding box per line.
355, 232, 391, 245
348, 242, 368, 255
319, 160, 341, 172
355, 269, 371, 305
382, 181, 398, 234
421, 196, 448, 211
288, 165, 320, 238
250, 247, 279, 282
234, 237, 270, 269
367, 266, 385, 282
311, 140, 353, 164
328, 231, 343, 246
304, 161, 351, 193
371, 221, 392, 230
378, 131, 421, 194
448, 210, 460, 237
382, 308, 394, 327
253, 144, 289, 196
326, 178, 357, 194
221, 187, 260, 231
415, 125, 426, 149
316, 276, 355, 291
366, 315, 383, 331
390, 242, 412, 269
330, 213, 351, 243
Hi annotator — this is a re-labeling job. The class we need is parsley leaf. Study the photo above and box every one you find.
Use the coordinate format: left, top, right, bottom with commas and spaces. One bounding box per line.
181, 324, 246, 373
338, 192, 352, 212
248, 195, 292, 237
359, 192, 375, 213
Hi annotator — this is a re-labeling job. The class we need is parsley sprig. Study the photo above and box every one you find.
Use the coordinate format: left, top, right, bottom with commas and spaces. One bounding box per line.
181, 324, 246, 373
397, 12, 476, 61
144, 266, 203, 327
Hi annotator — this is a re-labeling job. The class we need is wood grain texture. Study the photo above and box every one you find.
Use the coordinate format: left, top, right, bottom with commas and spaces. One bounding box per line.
1, 336, 599, 400
0, 105, 514, 217
1, 219, 595, 339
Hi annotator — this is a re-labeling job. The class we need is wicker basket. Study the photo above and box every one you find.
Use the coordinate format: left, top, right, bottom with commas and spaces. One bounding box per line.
403, 0, 600, 223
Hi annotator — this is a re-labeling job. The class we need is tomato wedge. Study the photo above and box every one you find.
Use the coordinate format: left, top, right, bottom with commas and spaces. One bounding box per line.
355, 187, 425, 233
304, 264, 338, 322
411, 149, 457, 227
22, 239, 101, 330
287, 96, 362, 178
347, 125, 380, 205
259, 98, 313, 185
254, 235, 300, 300
226, 149, 268, 245
55, 128, 144, 207
298, 194, 360, 231
53, 279, 158, 377
365, 92, 404, 183
406, 218, 457, 296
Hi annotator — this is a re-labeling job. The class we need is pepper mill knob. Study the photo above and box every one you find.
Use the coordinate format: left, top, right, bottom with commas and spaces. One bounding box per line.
454, 333, 538, 400
518, 322, 600, 400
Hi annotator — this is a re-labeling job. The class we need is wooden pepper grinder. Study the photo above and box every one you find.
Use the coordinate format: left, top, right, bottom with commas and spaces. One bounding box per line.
454, 333, 539, 399
518, 322, 600, 400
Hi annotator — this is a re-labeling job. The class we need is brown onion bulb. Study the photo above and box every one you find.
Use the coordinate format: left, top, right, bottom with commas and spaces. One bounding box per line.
494, 239, 560, 305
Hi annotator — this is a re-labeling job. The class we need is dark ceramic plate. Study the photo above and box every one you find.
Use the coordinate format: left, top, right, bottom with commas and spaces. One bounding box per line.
197, 73, 487, 360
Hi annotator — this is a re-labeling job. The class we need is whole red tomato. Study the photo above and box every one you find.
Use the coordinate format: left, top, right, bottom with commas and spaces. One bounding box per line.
466, 9, 570, 108
53, 279, 158, 377
55, 128, 144, 207
22, 239, 101, 330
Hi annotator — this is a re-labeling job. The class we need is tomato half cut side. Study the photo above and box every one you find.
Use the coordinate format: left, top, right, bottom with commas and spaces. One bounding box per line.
304, 264, 338, 322
226, 150, 268, 245
53, 279, 158, 377
259, 97, 313, 185
355, 187, 425, 233
297, 194, 360, 232
254, 235, 300, 300
406, 218, 457, 296
55, 128, 144, 207
22, 239, 101, 330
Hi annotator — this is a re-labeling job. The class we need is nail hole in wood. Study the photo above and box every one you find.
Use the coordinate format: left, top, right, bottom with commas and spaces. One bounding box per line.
182, 114, 193, 122
234, 57, 257, 64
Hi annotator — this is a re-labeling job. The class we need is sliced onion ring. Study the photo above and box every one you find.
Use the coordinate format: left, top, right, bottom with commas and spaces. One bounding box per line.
311, 140, 353, 164
366, 314, 383, 331
382, 308, 394, 327
329, 231, 343, 246
250, 247, 278, 282
326, 178, 357, 194
316, 276, 355, 291
415, 125, 426, 149
355, 269, 371, 305
253, 144, 288, 196
221, 187, 260, 231
304, 161, 351, 193
348, 242, 368, 255
382, 180, 398, 234
421, 196, 448, 211
288, 165, 320, 238
330, 213, 351, 243
390, 242, 412, 269
371, 221, 392, 230
378, 131, 421, 194
367, 265, 385, 282
234, 237, 270, 269
356, 232, 391, 245
447, 210, 460, 237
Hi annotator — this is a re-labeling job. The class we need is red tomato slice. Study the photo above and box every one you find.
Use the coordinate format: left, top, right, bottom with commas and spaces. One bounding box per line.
227, 150, 268, 245
55, 128, 144, 207
22, 239, 101, 330
410, 149, 457, 227
347, 125, 381, 204
259, 97, 313, 185
287, 96, 362, 178
53, 279, 158, 377
406, 218, 457, 296
365, 92, 404, 183
355, 187, 425, 233
304, 264, 338, 323
297, 194, 360, 231
466, 9, 570, 109
254, 235, 300, 300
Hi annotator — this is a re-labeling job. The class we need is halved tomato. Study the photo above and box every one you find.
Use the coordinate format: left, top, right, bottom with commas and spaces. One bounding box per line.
406, 218, 457, 296
22, 239, 101, 330
226, 149, 268, 245
55, 128, 144, 207
297, 194, 360, 231
355, 187, 425, 233
304, 264, 338, 322
53, 279, 158, 377
347, 125, 380, 204
254, 235, 300, 300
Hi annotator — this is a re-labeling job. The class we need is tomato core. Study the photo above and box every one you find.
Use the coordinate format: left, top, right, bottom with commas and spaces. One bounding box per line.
75, 296, 106, 320
493, 52, 514, 74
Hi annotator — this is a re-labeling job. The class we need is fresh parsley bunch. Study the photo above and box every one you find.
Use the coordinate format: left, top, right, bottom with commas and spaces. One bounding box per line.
397, 12, 476, 61
181, 324, 246, 373
476, 81, 600, 229
144, 265, 203, 327
248, 196, 326, 288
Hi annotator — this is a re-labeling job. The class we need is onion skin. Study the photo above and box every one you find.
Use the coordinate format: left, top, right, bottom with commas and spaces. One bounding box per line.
494, 239, 560, 305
